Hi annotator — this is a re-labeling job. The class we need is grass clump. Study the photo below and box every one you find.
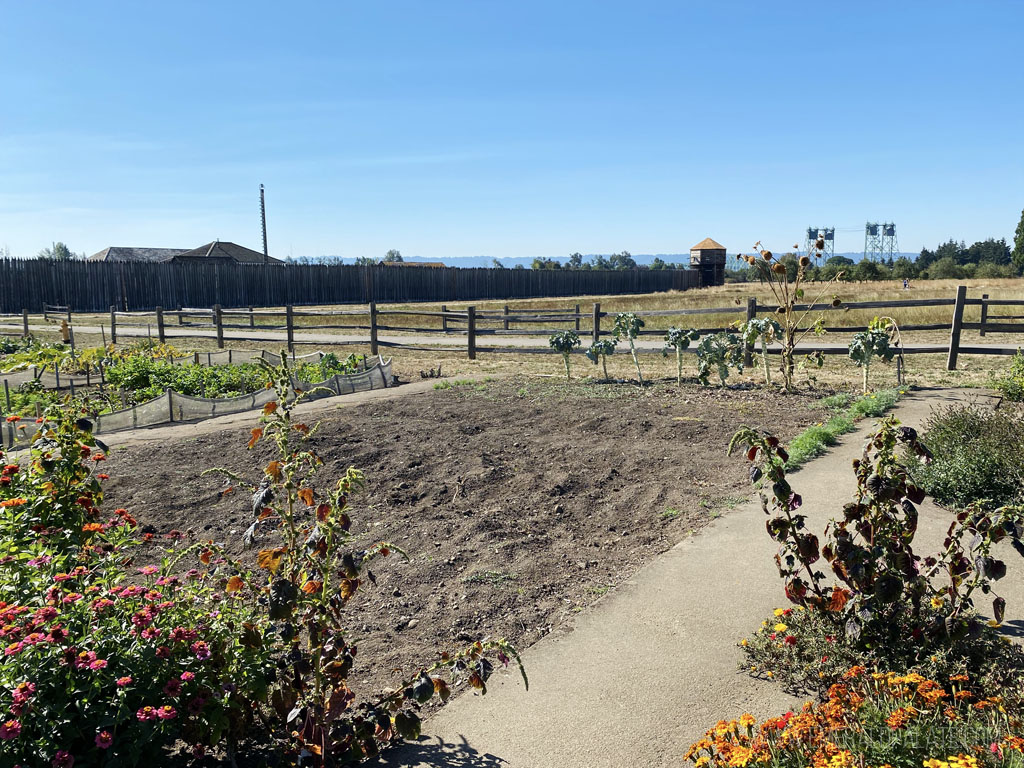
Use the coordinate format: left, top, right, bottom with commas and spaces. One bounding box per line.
785, 388, 904, 470
909, 403, 1024, 510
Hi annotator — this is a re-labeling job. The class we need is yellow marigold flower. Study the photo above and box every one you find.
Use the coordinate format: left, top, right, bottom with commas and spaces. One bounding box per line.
923, 760, 948, 768
930, 595, 944, 609
695, 758, 710, 767
774, 608, 786, 617
774, 623, 788, 633
740, 638, 748, 647
739, 713, 756, 729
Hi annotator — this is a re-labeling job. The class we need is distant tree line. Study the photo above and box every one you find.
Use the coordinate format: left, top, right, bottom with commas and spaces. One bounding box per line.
526, 252, 686, 271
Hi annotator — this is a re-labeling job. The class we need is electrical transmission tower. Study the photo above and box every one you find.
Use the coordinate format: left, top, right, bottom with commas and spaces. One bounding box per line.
804, 227, 835, 259
864, 222, 898, 262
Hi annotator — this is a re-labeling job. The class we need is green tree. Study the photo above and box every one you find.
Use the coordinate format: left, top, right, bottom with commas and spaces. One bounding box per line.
650, 257, 668, 270
491, 258, 506, 268
37, 242, 77, 261
354, 256, 377, 266
567, 252, 584, 269
382, 249, 403, 263
1013, 209, 1024, 271
926, 256, 962, 280
891, 257, 918, 279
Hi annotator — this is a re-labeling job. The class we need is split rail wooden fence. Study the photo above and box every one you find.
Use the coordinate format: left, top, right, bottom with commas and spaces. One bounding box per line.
2, 287, 1022, 372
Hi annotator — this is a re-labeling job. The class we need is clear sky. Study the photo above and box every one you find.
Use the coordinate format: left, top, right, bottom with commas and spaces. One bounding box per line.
1, 1, 1022, 261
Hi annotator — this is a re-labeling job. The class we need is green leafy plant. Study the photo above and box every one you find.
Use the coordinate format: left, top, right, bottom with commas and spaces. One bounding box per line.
848, 316, 898, 393
105, 357, 270, 404
740, 239, 841, 391
695, 331, 743, 387
737, 317, 783, 386
295, 352, 366, 383
995, 349, 1024, 402
585, 338, 617, 381
662, 327, 699, 386
730, 418, 1024, 660
209, 354, 527, 765
0, 411, 273, 766
548, 330, 581, 380
612, 313, 645, 385
908, 403, 1024, 511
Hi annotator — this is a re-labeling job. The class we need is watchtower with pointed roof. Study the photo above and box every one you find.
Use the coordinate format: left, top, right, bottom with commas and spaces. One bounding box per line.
689, 237, 726, 286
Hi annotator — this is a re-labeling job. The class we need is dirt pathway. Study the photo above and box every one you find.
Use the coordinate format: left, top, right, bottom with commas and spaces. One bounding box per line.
380, 388, 1017, 768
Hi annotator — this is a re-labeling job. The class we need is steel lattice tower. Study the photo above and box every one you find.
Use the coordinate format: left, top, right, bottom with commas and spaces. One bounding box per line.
804, 227, 835, 259
864, 222, 898, 262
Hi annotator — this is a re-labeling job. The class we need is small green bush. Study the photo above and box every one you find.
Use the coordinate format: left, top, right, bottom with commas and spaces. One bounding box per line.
996, 349, 1024, 402
909, 403, 1024, 510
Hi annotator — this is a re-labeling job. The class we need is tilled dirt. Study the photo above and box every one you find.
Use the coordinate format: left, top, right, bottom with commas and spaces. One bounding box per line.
102, 377, 827, 705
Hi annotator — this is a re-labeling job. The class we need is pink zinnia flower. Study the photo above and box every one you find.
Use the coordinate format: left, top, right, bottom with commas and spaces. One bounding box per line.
180, 671, 195, 682
89, 659, 108, 671
0, 719, 21, 739
191, 641, 210, 660
116, 676, 133, 687
137, 706, 157, 722
52, 750, 74, 767
138, 565, 159, 575
95, 731, 113, 749
156, 705, 177, 720
164, 679, 182, 696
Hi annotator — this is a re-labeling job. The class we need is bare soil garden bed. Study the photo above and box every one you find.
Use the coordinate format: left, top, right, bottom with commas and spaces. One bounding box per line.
102, 376, 827, 708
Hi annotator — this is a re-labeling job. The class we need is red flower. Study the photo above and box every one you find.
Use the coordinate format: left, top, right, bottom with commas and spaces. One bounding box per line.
783, 635, 797, 646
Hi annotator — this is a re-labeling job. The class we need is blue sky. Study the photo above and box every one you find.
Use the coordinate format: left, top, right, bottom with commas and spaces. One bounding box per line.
1, 1, 1022, 261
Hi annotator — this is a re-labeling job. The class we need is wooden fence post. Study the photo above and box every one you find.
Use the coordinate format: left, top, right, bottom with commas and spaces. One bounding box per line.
369, 302, 379, 356
467, 306, 476, 360
946, 284, 967, 371
177, 305, 183, 325
441, 305, 448, 333
592, 303, 601, 345
109, 306, 117, 344
155, 307, 165, 343
743, 297, 757, 367
285, 305, 295, 353
503, 304, 509, 331
575, 303, 581, 331
979, 293, 989, 337
213, 304, 224, 348
21, 309, 28, 337
248, 306, 255, 329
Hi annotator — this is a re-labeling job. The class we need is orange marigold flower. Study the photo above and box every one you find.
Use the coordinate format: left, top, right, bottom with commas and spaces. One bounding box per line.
81, 523, 104, 532
843, 666, 866, 679
0, 498, 27, 507
885, 707, 917, 729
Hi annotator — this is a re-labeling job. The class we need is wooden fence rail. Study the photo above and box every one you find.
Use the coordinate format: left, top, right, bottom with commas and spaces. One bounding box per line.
2, 286, 1022, 369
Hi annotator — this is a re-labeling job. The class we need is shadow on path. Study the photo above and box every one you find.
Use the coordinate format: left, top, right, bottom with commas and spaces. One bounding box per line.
378, 735, 508, 768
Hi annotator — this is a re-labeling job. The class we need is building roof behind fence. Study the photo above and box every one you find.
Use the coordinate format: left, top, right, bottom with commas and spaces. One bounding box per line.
88, 246, 189, 263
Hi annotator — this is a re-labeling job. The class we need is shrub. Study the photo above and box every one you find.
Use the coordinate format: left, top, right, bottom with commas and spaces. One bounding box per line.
548, 330, 581, 380
909, 403, 1024, 510
729, 417, 1024, 680
585, 338, 617, 381
686, 667, 1024, 768
612, 313, 645, 385
662, 327, 699, 386
695, 332, 743, 387
995, 349, 1024, 402
0, 410, 273, 765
